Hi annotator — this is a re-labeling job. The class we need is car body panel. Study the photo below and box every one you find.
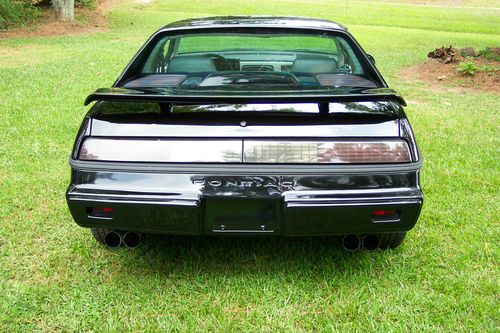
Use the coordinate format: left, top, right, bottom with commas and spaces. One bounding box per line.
112, 18, 387, 88
84, 87, 406, 106
67, 16, 423, 239
67, 169, 422, 235
159, 16, 348, 31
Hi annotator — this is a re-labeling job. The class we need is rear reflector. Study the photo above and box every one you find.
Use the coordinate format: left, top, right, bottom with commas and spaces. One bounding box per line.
373, 210, 397, 216
372, 210, 400, 223
78, 138, 412, 164
87, 207, 113, 219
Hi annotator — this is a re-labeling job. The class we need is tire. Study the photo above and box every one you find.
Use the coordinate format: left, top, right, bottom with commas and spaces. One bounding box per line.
378, 232, 407, 249
90, 228, 110, 245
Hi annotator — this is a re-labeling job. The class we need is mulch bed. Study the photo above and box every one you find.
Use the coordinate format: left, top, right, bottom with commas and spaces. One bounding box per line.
400, 46, 499, 94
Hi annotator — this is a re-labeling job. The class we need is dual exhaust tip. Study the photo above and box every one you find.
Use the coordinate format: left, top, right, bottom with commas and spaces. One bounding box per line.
342, 234, 380, 252
104, 231, 141, 248
103, 232, 378, 251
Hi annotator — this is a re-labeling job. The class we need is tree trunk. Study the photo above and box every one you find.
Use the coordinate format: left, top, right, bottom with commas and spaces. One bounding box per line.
53, 0, 74, 21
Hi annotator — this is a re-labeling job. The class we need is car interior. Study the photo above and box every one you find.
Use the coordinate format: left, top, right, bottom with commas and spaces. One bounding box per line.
122, 33, 378, 89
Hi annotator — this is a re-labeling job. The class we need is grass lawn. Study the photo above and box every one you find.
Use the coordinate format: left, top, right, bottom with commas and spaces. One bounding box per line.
0, 0, 499, 331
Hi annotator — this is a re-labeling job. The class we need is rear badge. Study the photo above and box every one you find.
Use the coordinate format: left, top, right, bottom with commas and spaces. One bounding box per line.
240, 121, 247, 127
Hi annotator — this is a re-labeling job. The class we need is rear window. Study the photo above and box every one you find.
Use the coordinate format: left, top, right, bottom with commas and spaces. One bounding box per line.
177, 35, 338, 54
125, 29, 379, 92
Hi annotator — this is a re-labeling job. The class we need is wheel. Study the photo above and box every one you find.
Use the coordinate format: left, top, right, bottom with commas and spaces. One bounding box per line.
90, 228, 110, 245
378, 232, 407, 249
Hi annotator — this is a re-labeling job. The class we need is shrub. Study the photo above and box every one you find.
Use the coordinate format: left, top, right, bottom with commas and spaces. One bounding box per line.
479, 47, 500, 61
456, 61, 477, 76
0, 0, 40, 29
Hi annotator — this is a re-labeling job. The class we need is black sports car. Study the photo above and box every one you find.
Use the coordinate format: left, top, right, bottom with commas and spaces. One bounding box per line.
67, 16, 423, 251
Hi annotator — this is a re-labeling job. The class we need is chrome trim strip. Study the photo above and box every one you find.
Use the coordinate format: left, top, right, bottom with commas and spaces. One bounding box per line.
67, 191, 196, 200
69, 159, 422, 175
284, 187, 419, 196
286, 196, 421, 202
67, 197, 198, 206
372, 218, 401, 224
88, 216, 113, 221
284, 188, 423, 202
286, 200, 421, 208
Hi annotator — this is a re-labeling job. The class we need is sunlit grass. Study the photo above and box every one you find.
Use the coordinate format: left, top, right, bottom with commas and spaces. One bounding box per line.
0, 0, 498, 331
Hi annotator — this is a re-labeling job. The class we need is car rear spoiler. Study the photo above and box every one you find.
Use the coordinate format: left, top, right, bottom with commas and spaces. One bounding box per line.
84, 87, 407, 107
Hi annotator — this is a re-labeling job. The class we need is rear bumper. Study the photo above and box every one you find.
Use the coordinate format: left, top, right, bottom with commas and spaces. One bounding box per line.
67, 188, 422, 236
66, 161, 423, 236
282, 188, 421, 235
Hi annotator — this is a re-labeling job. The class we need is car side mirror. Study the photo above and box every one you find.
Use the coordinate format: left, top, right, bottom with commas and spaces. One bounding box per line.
367, 54, 376, 65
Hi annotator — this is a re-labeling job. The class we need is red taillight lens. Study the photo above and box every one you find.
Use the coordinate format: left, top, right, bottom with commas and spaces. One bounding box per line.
372, 210, 399, 222
318, 142, 411, 163
373, 210, 398, 216
87, 207, 113, 219
244, 140, 412, 163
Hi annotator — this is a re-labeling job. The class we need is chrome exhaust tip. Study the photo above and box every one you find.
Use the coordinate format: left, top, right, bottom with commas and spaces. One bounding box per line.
122, 231, 141, 248
342, 234, 361, 252
104, 231, 122, 248
362, 234, 380, 251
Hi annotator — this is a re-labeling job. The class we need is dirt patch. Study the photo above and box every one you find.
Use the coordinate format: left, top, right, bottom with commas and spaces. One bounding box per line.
400, 55, 499, 94
0, 0, 119, 39
365, 0, 500, 7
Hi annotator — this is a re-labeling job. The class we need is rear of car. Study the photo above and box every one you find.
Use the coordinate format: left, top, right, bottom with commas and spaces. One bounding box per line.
66, 17, 423, 250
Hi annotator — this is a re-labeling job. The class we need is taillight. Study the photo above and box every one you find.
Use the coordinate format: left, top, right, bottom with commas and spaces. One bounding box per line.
244, 140, 412, 163
372, 210, 400, 223
87, 207, 113, 219
78, 138, 412, 164
78, 138, 242, 163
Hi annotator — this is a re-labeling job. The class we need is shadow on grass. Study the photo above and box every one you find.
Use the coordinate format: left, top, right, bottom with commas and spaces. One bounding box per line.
111, 234, 396, 279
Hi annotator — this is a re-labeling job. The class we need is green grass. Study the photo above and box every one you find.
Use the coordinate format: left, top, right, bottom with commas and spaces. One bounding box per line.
0, 0, 499, 331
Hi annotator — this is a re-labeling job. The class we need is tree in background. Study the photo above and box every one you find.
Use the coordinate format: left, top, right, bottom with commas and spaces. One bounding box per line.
52, 0, 74, 20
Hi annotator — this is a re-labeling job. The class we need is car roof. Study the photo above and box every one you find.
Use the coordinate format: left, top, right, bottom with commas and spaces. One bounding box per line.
158, 16, 347, 32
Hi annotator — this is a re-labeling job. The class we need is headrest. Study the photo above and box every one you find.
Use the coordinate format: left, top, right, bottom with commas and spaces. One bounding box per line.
167, 56, 216, 73
291, 57, 338, 74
